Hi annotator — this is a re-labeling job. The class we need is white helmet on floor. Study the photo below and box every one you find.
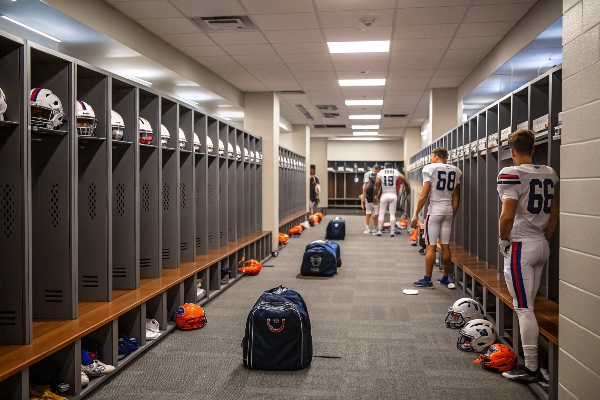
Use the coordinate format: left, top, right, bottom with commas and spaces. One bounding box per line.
139, 117, 154, 144
227, 142, 234, 159
111, 110, 124, 141
236, 145, 242, 160
0, 88, 7, 121
206, 136, 213, 154
244, 147, 249, 162
75, 100, 97, 136
160, 125, 170, 147
446, 298, 485, 329
457, 319, 495, 352
30, 87, 64, 129
193, 133, 200, 152
179, 128, 187, 150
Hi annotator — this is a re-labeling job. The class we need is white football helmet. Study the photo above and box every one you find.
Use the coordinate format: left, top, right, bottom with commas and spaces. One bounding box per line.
0, 88, 7, 121
227, 142, 234, 159
160, 125, 170, 148
446, 298, 485, 329
218, 139, 224, 156
193, 133, 200, 152
30, 88, 64, 129
257, 152, 262, 164
139, 117, 154, 144
75, 100, 97, 137
457, 319, 495, 352
111, 110, 124, 141
207, 136, 214, 154
235, 145, 242, 161
179, 128, 187, 150
250, 151, 255, 163
244, 147, 249, 162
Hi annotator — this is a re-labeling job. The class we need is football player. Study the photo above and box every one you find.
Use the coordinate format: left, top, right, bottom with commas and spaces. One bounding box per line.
361, 164, 381, 233
373, 163, 410, 237
412, 147, 461, 289
497, 130, 559, 383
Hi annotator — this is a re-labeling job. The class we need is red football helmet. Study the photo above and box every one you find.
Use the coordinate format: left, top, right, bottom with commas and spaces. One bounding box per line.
475, 343, 517, 372
172, 303, 206, 330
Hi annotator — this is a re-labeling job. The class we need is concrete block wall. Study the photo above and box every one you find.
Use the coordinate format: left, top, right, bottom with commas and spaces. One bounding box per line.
560, 1, 600, 399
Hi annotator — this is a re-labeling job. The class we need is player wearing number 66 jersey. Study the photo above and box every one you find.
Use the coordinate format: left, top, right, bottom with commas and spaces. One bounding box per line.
497, 130, 559, 384
412, 147, 461, 290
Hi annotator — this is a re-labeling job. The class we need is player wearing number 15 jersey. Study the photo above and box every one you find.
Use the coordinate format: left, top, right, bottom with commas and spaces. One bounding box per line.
497, 130, 559, 384
412, 147, 461, 289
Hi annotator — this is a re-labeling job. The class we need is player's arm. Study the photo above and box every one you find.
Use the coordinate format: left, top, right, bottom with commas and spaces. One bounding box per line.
499, 199, 518, 240
452, 183, 461, 215
361, 182, 367, 208
398, 174, 411, 193
373, 177, 382, 205
411, 182, 431, 228
544, 183, 560, 241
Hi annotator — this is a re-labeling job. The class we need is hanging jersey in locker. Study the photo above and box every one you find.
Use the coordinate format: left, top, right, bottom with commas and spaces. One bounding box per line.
497, 164, 559, 241
377, 168, 401, 195
422, 163, 462, 215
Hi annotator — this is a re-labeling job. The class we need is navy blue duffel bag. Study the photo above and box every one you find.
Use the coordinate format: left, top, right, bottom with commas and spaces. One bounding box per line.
301, 240, 342, 276
242, 286, 312, 371
325, 217, 346, 240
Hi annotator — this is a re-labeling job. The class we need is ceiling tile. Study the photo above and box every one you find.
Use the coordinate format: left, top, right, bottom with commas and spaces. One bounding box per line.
206, 64, 247, 75
221, 44, 276, 55
244, 63, 291, 73
161, 32, 214, 47
434, 68, 472, 77
450, 36, 503, 49
110, 1, 182, 19
386, 78, 430, 91
323, 26, 392, 41
389, 59, 439, 70
236, 82, 270, 91
208, 31, 267, 45
384, 90, 426, 99
336, 71, 386, 80
456, 21, 516, 38
231, 54, 284, 64
137, 17, 199, 34
265, 82, 303, 91
394, 24, 458, 39
443, 47, 491, 60
181, 46, 227, 57
263, 29, 324, 43
395, 6, 468, 26
287, 63, 335, 72
273, 42, 329, 54
388, 69, 435, 78
293, 71, 338, 82
392, 38, 451, 51
315, 0, 396, 12
333, 61, 389, 72
438, 57, 482, 69
251, 13, 319, 31
318, 9, 394, 29
429, 76, 466, 88
253, 72, 297, 82
330, 52, 390, 63
192, 55, 238, 66
340, 86, 386, 97
169, 0, 246, 17
397, 0, 471, 7
390, 49, 444, 61
280, 53, 332, 64
463, 3, 535, 23
240, 0, 314, 14
471, 0, 536, 4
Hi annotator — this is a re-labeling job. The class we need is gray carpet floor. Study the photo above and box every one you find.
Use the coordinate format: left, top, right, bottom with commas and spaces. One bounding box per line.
87, 215, 536, 400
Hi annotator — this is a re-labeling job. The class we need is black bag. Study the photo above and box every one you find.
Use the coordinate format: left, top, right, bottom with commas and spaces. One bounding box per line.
242, 286, 312, 371
301, 240, 341, 276
325, 217, 345, 240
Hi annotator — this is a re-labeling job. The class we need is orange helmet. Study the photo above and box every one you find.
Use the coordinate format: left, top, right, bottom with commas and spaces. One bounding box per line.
399, 219, 408, 229
238, 257, 262, 275
172, 303, 206, 330
278, 232, 289, 245
310, 215, 319, 225
474, 344, 517, 372
315, 212, 324, 221
288, 225, 302, 236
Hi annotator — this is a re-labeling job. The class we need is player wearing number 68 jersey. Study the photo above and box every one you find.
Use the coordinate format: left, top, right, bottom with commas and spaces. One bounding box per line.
497, 130, 559, 384
412, 147, 461, 290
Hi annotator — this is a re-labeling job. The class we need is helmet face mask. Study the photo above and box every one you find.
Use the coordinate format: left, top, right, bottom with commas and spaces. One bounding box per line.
139, 117, 154, 145
227, 142, 234, 159
218, 139, 224, 156
30, 88, 64, 129
206, 136, 213, 154
445, 298, 485, 329
160, 125, 171, 148
179, 128, 187, 150
193, 133, 200, 152
457, 319, 495, 352
172, 303, 207, 330
111, 110, 125, 141
76, 101, 97, 137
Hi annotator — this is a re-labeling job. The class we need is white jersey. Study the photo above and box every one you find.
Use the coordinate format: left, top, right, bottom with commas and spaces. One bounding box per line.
363, 171, 371, 184
497, 164, 559, 241
377, 168, 402, 195
423, 163, 462, 215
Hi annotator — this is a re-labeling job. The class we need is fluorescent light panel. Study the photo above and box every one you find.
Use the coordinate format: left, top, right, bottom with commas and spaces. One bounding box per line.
353, 132, 378, 136
1, 15, 61, 42
123, 75, 152, 87
352, 125, 379, 130
349, 115, 381, 120
327, 41, 389, 54
339, 79, 385, 87
345, 100, 383, 106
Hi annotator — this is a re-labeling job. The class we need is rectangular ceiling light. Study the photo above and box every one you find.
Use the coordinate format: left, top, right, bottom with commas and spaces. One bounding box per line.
349, 115, 381, 120
352, 125, 379, 130
353, 132, 378, 136
345, 100, 384, 106
327, 41, 390, 54
339, 79, 385, 87
1, 15, 61, 42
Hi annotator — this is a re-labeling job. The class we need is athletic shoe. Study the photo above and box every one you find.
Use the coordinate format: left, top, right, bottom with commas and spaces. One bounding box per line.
370, 229, 378, 233
197, 288, 206, 299
81, 371, 89, 386
502, 367, 543, 383
146, 318, 160, 340
437, 277, 456, 290
81, 360, 115, 377
364, 229, 371, 234
390, 232, 395, 237
374, 230, 382, 236
413, 278, 433, 288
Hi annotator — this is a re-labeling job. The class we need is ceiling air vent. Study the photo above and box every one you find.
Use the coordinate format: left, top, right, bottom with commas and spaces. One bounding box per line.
191, 16, 258, 32
384, 114, 409, 118
277, 90, 306, 95
313, 124, 347, 129
316, 105, 338, 111
295, 104, 314, 120
322, 112, 340, 118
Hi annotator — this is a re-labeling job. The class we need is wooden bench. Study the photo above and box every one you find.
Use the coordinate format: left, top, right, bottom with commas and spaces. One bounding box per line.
279, 210, 308, 231
0, 231, 271, 396
439, 242, 559, 400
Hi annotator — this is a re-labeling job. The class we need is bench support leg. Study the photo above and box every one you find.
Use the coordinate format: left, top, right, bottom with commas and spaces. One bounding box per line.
0, 368, 28, 400
548, 340, 558, 400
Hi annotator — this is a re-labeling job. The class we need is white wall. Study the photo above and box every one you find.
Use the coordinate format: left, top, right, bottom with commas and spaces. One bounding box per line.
420, 118, 431, 150
310, 138, 328, 205
326, 140, 404, 162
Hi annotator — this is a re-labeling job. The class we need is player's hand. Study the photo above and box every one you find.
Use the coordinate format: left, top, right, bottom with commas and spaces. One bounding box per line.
411, 216, 418, 229
361, 202, 365, 210
499, 238, 511, 258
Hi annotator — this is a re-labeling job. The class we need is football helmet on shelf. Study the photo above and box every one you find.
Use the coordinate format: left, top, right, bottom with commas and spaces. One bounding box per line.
236, 145, 242, 161
171, 303, 207, 330
257, 152, 262, 164
0, 88, 7, 121
446, 298, 485, 329
139, 117, 154, 144
457, 319, 495, 352
250, 150, 255, 163
30, 87, 64, 129
178, 128, 187, 150
227, 142, 234, 159
160, 125, 170, 148
218, 139, 224, 156
475, 343, 517, 372
75, 100, 97, 137
111, 110, 124, 141
206, 136, 213, 154
244, 147, 249, 162
193, 133, 200, 152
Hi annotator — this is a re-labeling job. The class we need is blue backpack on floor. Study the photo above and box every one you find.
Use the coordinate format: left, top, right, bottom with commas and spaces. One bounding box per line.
325, 217, 346, 240
242, 286, 312, 371
301, 240, 342, 277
